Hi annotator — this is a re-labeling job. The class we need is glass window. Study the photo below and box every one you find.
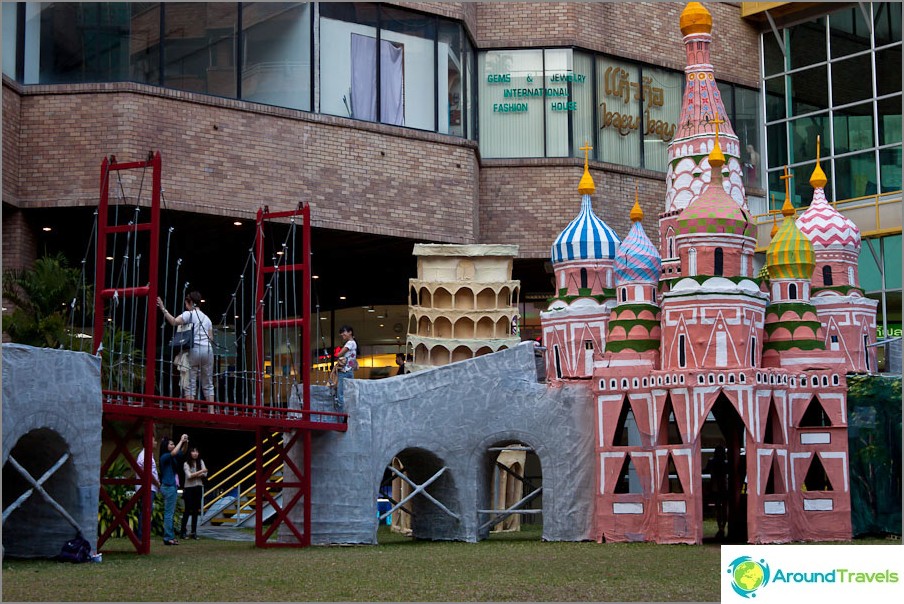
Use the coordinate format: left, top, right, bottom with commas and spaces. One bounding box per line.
439, 20, 463, 137
790, 66, 828, 116
597, 56, 640, 167
643, 66, 682, 172
830, 6, 871, 58
463, 35, 476, 140
789, 114, 829, 164
478, 49, 544, 158
381, 6, 436, 131
765, 76, 786, 122
241, 3, 311, 111
831, 53, 873, 106
2, 3, 17, 78
874, 2, 903, 46
129, 4, 160, 85
884, 235, 903, 289
876, 46, 902, 96
788, 17, 827, 70
163, 3, 237, 97
570, 51, 595, 158
858, 239, 883, 291
767, 122, 788, 168
880, 146, 902, 192
545, 49, 574, 158
878, 96, 902, 145
834, 102, 875, 154
736, 87, 763, 188
26, 2, 134, 84
763, 30, 784, 77
794, 160, 832, 206
834, 151, 877, 200
319, 3, 378, 121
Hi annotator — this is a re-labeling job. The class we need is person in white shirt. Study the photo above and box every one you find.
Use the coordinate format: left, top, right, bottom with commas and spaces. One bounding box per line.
158, 291, 215, 405
334, 325, 357, 410
135, 435, 159, 540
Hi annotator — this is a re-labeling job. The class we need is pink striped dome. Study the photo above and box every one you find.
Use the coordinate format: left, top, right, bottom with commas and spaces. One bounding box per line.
795, 166, 860, 252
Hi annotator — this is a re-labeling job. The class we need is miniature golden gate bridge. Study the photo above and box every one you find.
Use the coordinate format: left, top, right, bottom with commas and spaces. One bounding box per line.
85, 152, 346, 554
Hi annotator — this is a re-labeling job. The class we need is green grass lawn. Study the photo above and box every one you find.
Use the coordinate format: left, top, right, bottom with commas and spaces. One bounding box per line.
1, 524, 895, 602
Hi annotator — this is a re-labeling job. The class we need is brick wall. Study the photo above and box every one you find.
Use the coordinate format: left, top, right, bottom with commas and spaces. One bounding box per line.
3, 77, 21, 206
479, 160, 666, 259
7, 81, 481, 244
474, 2, 760, 88
1, 208, 37, 272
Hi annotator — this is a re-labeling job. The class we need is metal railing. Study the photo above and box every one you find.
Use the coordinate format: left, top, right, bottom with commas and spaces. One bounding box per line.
202, 433, 282, 525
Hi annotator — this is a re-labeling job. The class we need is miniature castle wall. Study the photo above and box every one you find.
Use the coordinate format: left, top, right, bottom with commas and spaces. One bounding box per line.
407, 244, 521, 372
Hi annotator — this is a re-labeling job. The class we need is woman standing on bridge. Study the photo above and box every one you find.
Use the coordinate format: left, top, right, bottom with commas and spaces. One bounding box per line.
158, 291, 216, 409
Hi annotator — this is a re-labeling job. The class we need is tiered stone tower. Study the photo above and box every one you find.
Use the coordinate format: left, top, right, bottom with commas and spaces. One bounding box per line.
406, 244, 521, 372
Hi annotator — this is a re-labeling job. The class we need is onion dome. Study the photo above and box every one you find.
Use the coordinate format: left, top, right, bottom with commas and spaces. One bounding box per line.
795, 145, 861, 251
551, 146, 620, 263
680, 2, 712, 36
767, 197, 815, 280
676, 120, 754, 237
615, 195, 662, 284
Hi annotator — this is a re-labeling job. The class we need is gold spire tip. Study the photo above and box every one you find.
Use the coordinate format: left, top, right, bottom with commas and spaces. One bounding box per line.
708, 112, 725, 169
578, 141, 595, 195
630, 183, 643, 222
809, 135, 828, 188
680, 2, 712, 36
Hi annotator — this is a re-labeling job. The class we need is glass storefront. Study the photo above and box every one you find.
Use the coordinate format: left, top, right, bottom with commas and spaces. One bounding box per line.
478, 49, 760, 181
762, 2, 902, 207
3, 2, 474, 139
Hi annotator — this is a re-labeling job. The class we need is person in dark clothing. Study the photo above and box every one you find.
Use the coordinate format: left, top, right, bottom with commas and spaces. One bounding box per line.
704, 444, 729, 539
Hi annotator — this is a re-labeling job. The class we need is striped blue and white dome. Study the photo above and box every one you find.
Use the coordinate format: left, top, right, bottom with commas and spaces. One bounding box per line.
551, 195, 621, 264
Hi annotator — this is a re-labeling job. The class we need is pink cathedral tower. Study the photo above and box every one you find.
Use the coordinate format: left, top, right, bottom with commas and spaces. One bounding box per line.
660, 2, 746, 285
795, 143, 879, 373
540, 144, 621, 381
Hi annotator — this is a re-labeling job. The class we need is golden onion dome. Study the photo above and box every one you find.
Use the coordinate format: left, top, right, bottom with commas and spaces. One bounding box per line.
680, 2, 713, 36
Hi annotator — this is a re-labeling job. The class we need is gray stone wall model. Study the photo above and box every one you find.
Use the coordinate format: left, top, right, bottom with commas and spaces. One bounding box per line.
294, 342, 596, 544
2, 344, 102, 558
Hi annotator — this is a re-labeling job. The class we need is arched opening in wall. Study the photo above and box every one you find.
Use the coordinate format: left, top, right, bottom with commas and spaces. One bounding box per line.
476, 288, 496, 310
498, 287, 511, 308
763, 398, 785, 444
2, 428, 79, 558
474, 346, 494, 357
434, 316, 453, 339
408, 315, 417, 335
580, 268, 588, 289
714, 248, 724, 276
450, 345, 472, 364
419, 288, 432, 308
456, 288, 475, 310
799, 396, 832, 427
475, 316, 494, 339
410, 286, 419, 306
434, 287, 453, 309
658, 394, 683, 445
414, 343, 429, 365
455, 316, 475, 339
495, 317, 510, 338
803, 454, 834, 492
788, 283, 798, 300
614, 454, 643, 494
429, 345, 450, 366
417, 315, 431, 337
704, 392, 748, 543
661, 453, 684, 493
481, 441, 542, 541
376, 448, 460, 543
822, 265, 833, 286
612, 398, 640, 447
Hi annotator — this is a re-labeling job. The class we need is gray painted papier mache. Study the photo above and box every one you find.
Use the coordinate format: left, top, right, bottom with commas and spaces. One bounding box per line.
2, 344, 102, 558
289, 341, 596, 544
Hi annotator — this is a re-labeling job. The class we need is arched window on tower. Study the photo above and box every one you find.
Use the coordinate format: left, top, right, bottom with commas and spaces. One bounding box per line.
714, 248, 723, 276
668, 235, 674, 258
789, 283, 798, 300
822, 265, 833, 286
688, 248, 697, 276
848, 266, 855, 284
678, 334, 687, 368
580, 268, 588, 289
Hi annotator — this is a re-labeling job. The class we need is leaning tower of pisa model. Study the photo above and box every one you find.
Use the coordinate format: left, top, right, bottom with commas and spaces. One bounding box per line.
407, 244, 521, 372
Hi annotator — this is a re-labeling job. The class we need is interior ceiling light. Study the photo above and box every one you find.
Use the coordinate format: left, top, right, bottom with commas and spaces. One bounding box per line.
233, 221, 242, 226
312, 275, 319, 279
42, 226, 52, 232
339, 295, 346, 300
106, 256, 114, 261
276, 250, 284, 256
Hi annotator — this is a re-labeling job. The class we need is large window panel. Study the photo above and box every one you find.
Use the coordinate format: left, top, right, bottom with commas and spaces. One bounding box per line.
439, 20, 463, 136
788, 17, 827, 70
570, 51, 595, 158
736, 87, 763, 188
129, 3, 160, 85
163, 3, 237, 97
478, 50, 544, 158
834, 102, 875, 154
880, 146, 902, 192
789, 114, 828, 164
830, 6, 871, 58
878, 96, 903, 145
3, 3, 18, 78
876, 46, 902, 96
831, 53, 873, 106
597, 56, 640, 168
241, 3, 311, 111
767, 122, 788, 170
874, 2, 903, 46
545, 49, 573, 158
381, 6, 436, 131
643, 66, 682, 172
463, 36, 476, 140
790, 66, 829, 116
319, 11, 377, 120
763, 30, 784, 77
765, 76, 786, 122
834, 151, 878, 200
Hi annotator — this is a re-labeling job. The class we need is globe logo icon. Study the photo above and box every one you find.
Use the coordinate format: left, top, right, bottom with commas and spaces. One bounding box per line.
726, 556, 770, 598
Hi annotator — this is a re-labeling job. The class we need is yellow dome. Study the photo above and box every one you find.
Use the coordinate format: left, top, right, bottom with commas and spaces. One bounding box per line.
680, 2, 712, 36
630, 198, 644, 223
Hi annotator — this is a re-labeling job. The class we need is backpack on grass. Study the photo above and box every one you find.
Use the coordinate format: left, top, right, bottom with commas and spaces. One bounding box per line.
56, 533, 92, 563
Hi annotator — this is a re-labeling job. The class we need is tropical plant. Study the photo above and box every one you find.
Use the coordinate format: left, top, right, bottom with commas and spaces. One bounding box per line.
99, 455, 180, 538
2, 253, 86, 347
